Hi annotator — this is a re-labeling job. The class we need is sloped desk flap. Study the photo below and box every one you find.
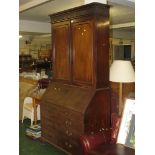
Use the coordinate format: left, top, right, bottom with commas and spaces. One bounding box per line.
41, 82, 95, 113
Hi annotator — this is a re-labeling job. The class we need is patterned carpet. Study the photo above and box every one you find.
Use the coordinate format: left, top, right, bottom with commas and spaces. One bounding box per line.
19, 119, 67, 155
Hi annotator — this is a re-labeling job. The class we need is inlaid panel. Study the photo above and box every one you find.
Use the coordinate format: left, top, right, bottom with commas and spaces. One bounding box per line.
52, 21, 71, 81
72, 19, 94, 85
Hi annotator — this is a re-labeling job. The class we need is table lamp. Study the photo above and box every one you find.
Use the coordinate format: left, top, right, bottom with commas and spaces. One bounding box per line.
110, 60, 135, 115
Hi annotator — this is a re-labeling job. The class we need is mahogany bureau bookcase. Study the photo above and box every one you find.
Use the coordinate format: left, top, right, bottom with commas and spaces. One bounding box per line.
40, 3, 111, 155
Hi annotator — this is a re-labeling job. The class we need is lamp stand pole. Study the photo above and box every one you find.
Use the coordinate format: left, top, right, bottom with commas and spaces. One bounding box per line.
119, 82, 123, 116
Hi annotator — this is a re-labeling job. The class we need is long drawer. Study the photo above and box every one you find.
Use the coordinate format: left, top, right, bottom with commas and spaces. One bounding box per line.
41, 101, 84, 128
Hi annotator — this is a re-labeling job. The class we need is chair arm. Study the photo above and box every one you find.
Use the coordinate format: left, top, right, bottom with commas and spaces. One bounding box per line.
80, 130, 111, 155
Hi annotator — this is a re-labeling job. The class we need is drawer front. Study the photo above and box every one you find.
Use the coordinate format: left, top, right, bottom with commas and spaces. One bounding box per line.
42, 127, 59, 144
57, 131, 83, 155
40, 98, 85, 155
41, 112, 84, 138
41, 101, 84, 129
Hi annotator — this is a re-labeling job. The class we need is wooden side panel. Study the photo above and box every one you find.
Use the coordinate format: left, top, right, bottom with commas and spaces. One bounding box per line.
85, 88, 111, 133
96, 11, 110, 88
72, 19, 94, 86
52, 21, 71, 81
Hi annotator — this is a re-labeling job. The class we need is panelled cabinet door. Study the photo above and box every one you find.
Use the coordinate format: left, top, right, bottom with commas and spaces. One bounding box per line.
52, 21, 71, 81
71, 19, 94, 86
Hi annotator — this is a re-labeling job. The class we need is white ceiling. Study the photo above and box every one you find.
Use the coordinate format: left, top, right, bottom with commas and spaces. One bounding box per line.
19, 0, 33, 5
19, 0, 135, 24
19, 0, 135, 36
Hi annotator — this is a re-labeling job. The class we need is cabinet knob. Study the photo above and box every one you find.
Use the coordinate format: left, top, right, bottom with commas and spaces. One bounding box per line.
71, 20, 74, 23
65, 120, 72, 126
65, 130, 72, 136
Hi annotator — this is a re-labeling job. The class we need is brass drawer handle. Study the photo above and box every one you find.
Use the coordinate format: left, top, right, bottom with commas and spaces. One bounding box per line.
65, 120, 71, 126
65, 130, 72, 136
68, 144, 72, 148
54, 87, 61, 91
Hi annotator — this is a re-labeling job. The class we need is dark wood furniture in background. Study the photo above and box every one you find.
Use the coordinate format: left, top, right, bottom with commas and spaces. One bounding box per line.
19, 55, 33, 72
41, 3, 110, 155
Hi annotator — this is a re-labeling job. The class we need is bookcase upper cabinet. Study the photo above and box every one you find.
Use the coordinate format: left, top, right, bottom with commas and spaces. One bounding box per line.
50, 2, 110, 88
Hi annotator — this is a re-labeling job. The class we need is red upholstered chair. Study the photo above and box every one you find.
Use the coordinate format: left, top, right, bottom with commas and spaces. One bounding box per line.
80, 113, 121, 155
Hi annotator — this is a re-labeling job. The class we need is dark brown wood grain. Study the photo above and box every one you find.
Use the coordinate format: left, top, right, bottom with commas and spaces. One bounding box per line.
72, 18, 94, 86
49, 2, 110, 23
85, 88, 111, 133
50, 2, 110, 88
52, 21, 71, 81
41, 3, 110, 155
96, 15, 110, 88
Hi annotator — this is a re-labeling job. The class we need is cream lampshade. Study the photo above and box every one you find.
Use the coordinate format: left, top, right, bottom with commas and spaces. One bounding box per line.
110, 60, 135, 115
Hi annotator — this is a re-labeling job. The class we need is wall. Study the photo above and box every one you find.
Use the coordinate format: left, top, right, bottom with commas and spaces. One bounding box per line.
20, 20, 51, 34
19, 35, 51, 59
109, 38, 135, 65
109, 28, 135, 64
110, 29, 135, 40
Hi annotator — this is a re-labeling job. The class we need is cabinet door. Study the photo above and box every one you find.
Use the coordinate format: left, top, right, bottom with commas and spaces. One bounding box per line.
71, 19, 94, 86
52, 21, 71, 81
